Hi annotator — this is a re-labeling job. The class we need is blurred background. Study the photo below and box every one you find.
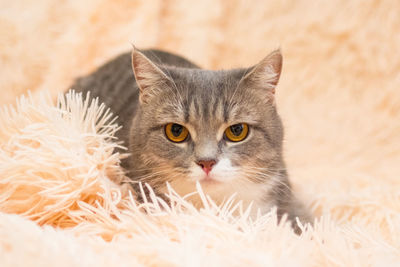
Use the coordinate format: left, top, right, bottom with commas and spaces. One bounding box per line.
1, 0, 399, 219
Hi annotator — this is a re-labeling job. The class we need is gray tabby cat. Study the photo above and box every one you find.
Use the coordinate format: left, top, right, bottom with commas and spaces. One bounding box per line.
70, 48, 311, 231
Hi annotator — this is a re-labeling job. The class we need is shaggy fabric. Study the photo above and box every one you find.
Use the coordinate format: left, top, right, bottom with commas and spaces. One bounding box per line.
1, 0, 400, 266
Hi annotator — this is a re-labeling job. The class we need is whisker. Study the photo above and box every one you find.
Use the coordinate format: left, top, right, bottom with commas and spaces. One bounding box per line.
240, 167, 294, 195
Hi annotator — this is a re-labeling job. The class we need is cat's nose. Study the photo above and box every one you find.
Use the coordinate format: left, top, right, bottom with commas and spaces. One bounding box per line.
196, 159, 217, 175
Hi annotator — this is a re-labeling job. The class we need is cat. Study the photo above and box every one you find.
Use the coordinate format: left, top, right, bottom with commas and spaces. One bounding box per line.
70, 48, 311, 232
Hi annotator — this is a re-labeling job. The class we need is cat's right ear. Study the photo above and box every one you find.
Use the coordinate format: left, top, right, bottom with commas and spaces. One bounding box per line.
240, 49, 282, 99
131, 48, 173, 104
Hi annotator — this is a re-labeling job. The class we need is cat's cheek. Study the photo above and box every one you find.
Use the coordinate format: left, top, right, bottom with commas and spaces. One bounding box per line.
209, 158, 239, 182
188, 164, 207, 182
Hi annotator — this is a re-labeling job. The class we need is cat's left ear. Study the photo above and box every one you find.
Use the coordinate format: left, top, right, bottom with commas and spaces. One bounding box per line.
131, 48, 173, 104
240, 49, 282, 96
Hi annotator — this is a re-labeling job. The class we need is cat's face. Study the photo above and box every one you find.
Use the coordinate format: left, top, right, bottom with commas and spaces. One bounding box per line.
129, 49, 285, 205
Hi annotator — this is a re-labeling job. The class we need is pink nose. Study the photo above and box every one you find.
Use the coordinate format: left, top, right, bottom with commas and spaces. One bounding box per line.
196, 159, 217, 175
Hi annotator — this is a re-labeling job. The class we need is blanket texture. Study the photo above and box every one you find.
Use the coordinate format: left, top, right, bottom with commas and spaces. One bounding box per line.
1, 1, 400, 266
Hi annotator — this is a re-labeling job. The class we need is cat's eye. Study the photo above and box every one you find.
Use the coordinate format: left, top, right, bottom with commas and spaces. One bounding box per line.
165, 123, 189, 143
224, 123, 249, 142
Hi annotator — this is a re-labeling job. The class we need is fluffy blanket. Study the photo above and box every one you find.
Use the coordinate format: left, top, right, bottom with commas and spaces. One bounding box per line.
1, 1, 400, 266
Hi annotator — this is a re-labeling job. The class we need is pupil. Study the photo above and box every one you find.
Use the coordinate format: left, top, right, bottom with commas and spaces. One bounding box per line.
171, 124, 183, 137
230, 124, 243, 136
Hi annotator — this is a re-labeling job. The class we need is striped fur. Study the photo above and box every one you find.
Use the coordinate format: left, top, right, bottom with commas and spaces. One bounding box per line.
70, 48, 311, 231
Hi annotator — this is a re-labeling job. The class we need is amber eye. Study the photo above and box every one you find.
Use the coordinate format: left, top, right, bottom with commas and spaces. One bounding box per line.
165, 123, 189, 143
224, 123, 249, 142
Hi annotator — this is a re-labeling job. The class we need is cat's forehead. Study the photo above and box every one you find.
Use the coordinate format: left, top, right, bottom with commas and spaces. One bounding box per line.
157, 67, 261, 127
166, 67, 247, 91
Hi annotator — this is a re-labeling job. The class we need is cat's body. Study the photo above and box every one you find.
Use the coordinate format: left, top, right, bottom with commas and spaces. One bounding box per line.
71, 48, 311, 231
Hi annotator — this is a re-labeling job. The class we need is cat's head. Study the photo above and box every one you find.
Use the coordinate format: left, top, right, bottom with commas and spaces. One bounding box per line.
129, 48, 285, 204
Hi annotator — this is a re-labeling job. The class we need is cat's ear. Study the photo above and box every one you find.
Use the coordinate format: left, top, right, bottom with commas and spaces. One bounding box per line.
241, 49, 282, 96
131, 48, 173, 104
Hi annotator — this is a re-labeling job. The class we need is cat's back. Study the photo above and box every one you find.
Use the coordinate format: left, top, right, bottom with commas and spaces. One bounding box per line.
69, 49, 199, 145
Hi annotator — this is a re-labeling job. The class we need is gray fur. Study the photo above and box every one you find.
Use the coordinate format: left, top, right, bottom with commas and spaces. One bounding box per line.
70, 48, 311, 232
